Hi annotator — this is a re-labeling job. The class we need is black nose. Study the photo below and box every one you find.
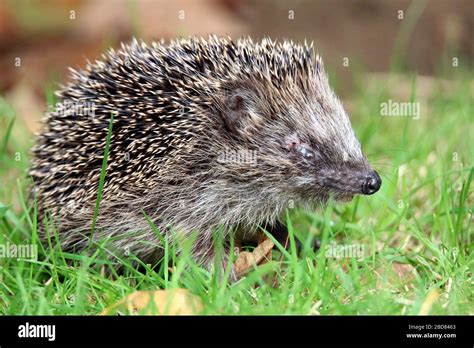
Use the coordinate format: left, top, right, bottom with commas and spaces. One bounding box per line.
361, 171, 381, 195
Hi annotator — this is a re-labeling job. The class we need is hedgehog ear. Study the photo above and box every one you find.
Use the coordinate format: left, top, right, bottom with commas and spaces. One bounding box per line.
221, 91, 251, 133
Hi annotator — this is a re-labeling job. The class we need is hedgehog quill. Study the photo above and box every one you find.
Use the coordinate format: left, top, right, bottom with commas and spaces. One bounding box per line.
30, 36, 381, 280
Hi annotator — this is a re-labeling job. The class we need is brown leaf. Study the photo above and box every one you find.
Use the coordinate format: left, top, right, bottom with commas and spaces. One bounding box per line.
234, 237, 274, 278
100, 289, 203, 315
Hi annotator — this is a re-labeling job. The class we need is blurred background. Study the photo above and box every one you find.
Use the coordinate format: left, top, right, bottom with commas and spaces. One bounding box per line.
0, 0, 472, 133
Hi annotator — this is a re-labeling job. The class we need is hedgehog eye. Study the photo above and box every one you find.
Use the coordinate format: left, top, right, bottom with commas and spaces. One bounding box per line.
295, 144, 315, 160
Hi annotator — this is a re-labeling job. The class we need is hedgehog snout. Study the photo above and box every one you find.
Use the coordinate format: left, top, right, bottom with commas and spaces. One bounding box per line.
317, 167, 381, 197
361, 170, 382, 195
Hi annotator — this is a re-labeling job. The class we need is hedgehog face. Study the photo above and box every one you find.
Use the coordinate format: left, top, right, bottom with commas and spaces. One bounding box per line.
217, 78, 381, 206
282, 130, 381, 203
279, 91, 382, 204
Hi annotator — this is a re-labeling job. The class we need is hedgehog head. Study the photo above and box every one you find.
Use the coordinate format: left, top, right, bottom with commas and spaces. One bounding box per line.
207, 41, 381, 207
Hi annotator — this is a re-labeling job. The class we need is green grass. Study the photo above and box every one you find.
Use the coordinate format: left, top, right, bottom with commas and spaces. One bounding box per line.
0, 68, 472, 315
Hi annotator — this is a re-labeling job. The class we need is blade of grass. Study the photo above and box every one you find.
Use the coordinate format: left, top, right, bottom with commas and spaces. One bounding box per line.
90, 113, 115, 237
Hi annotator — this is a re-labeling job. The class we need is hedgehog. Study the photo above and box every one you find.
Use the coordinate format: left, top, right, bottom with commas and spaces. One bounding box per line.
30, 36, 381, 279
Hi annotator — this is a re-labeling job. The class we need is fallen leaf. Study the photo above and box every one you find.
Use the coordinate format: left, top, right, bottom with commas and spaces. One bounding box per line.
234, 237, 274, 278
100, 288, 203, 315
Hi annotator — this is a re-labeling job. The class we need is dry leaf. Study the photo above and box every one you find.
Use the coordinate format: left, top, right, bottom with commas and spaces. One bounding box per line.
234, 237, 274, 278
100, 288, 203, 315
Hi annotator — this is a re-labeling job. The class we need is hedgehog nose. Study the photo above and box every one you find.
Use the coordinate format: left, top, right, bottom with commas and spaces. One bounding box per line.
361, 171, 381, 195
